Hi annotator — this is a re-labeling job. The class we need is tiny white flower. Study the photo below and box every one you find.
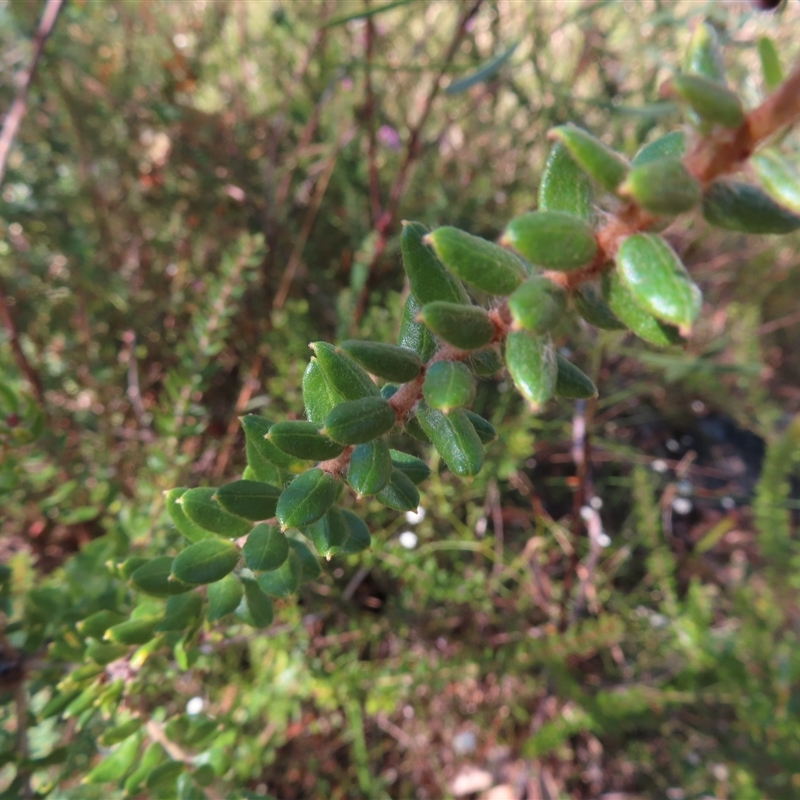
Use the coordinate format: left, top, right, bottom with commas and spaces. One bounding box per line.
398, 531, 418, 550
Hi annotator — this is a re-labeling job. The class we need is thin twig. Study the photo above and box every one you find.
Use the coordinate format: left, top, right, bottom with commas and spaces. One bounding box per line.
352, 0, 484, 322
0, 0, 64, 184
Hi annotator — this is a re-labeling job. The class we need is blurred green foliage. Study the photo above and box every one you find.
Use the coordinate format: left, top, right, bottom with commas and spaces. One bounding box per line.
2, 0, 800, 798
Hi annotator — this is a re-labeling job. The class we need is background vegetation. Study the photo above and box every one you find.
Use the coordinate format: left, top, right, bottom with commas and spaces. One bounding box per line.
2, 0, 800, 797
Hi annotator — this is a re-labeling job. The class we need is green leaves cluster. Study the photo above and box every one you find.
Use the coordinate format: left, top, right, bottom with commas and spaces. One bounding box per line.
146, 18, 800, 639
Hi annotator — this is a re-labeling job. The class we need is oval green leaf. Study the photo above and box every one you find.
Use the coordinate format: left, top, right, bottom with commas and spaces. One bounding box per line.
276, 468, 339, 530
180, 488, 251, 538
758, 35, 783, 92
348, 439, 393, 497
425, 227, 528, 296
549, 123, 629, 192
242, 523, 289, 572
339, 510, 372, 555
215, 480, 281, 522
131, 556, 192, 597
401, 221, 470, 305
302, 359, 346, 425
106, 617, 160, 646
310, 342, 379, 400
508, 276, 568, 334
751, 150, 800, 214
398, 293, 438, 362
465, 347, 503, 376
172, 538, 240, 586
166, 488, 213, 543
702, 179, 800, 234
155, 592, 203, 632
376, 467, 421, 512
572, 280, 626, 330
240, 414, 297, 470
288, 538, 321, 581
555, 353, 598, 399
417, 406, 484, 477
538, 142, 595, 222
631, 130, 686, 167
389, 449, 431, 485
322, 396, 396, 445
304, 506, 350, 558
685, 21, 726, 83
207, 573, 243, 622
617, 234, 702, 331
418, 301, 495, 351
463, 410, 497, 444
422, 361, 476, 413
340, 339, 424, 383
503, 211, 597, 271
241, 577, 274, 628
620, 157, 701, 215
256, 549, 302, 597
505, 331, 557, 410
601, 268, 684, 346
267, 420, 344, 461
671, 74, 744, 129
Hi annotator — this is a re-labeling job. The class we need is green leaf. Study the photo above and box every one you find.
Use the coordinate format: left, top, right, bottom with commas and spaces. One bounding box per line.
123, 742, 166, 795
256, 549, 302, 597
215, 480, 281, 522
389, 449, 431, 485
685, 21, 726, 83
288, 538, 321, 580
538, 142, 595, 222
322, 396, 397, 445
131, 556, 193, 597
276, 468, 339, 530
376, 467, 421, 512
242, 523, 289, 572
340, 339, 423, 383
240, 414, 297, 470
85, 642, 130, 666
166, 488, 213, 542
418, 301, 495, 350
401, 221, 470, 305
631, 130, 686, 167
171, 538, 240, 585
304, 506, 350, 558
555, 354, 598, 399
310, 342, 379, 400
671, 74, 744, 128
267, 420, 344, 461
425, 227, 528, 296
702, 180, 800, 233
758, 35, 783, 92
620, 157, 701, 215
505, 331, 557, 410
508, 276, 568, 334
404, 413, 431, 443
601, 269, 684, 346
463, 410, 497, 444
751, 150, 800, 214
502, 211, 597, 271
83, 731, 142, 784
324, 0, 414, 27
549, 123, 629, 192
78, 610, 126, 639
339, 511, 372, 554
617, 234, 702, 331
119, 556, 149, 579
146, 760, 184, 790
106, 617, 160, 646
465, 347, 503, 376
422, 361, 476, 413
207, 573, 243, 622
99, 719, 143, 747
417, 406, 484, 477
155, 592, 203, 632
572, 280, 625, 330
398, 293, 438, 362
301, 360, 346, 425
445, 41, 519, 94
180, 488, 251, 538
241, 577, 274, 628
347, 439, 393, 497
